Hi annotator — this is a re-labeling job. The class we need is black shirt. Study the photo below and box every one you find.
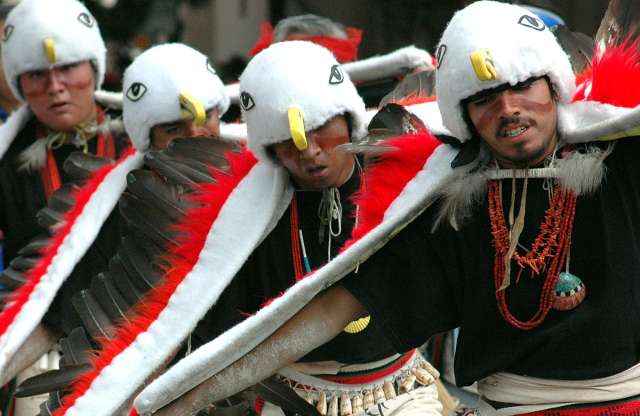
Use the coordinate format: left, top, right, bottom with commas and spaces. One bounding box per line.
0, 112, 129, 333
343, 137, 640, 386
194, 169, 398, 364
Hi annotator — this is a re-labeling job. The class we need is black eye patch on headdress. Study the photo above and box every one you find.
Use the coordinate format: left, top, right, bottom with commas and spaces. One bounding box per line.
77, 12, 95, 28
126, 82, 147, 102
329, 64, 344, 85
436, 44, 447, 69
240, 92, 255, 111
3, 24, 13, 42
518, 15, 545, 31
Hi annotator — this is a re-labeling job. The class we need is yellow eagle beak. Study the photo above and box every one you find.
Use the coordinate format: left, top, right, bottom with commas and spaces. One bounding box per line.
287, 106, 308, 151
43, 38, 56, 64
179, 92, 206, 127
470, 48, 497, 81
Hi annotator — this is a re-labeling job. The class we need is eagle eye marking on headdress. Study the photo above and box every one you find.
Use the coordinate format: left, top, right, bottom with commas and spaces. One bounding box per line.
77, 12, 95, 28
206, 58, 216, 75
3, 25, 13, 42
126, 82, 147, 102
240, 92, 255, 111
329, 64, 344, 85
470, 48, 497, 81
43, 38, 57, 64
179, 92, 206, 126
287, 106, 308, 151
436, 44, 447, 69
518, 15, 545, 31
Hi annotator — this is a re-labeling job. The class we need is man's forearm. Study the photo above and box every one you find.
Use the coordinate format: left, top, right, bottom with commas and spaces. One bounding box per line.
151, 286, 365, 416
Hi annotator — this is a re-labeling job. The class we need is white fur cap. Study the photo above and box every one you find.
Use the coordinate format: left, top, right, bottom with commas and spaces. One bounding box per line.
239, 41, 367, 163
2, 0, 106, 102
435, 1, 575, 142
122, 43, 230, 151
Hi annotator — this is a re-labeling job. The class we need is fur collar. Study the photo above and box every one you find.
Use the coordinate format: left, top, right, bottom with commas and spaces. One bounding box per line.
434, 143, 613, 230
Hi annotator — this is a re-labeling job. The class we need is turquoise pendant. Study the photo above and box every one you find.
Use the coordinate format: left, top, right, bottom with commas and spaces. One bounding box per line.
553, 272, 586, 311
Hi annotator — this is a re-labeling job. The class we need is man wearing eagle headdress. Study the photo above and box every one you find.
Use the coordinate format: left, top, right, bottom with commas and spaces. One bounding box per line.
131, 2, 640, 416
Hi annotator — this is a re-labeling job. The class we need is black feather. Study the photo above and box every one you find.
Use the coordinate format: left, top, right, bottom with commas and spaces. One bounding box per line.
17, 237, 50, 257
126, 169, 189, 221
250, 376, 320, 416
59, 327, 93, 365
0, 267, 27, 290
14, 364, 91, 397
90, 272, 131, 323
167, 137, 240, 168
63, 152, 112, 180
108, 255, 146, 305
71, 290, 115, 340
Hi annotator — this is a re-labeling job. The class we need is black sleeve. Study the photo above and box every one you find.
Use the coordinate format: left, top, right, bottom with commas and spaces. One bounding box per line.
342, 210, 460, 353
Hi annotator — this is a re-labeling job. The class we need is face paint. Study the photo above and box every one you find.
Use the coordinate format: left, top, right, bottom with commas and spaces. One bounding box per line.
20, 61, 97, 131
272, 115, 354, 190
466, 77, 558, 168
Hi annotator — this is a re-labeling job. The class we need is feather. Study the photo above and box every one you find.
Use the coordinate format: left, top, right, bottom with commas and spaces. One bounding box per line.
17, 137, 48, 172
36, 206, 66, 229
14, 364, 92, 398
89, 272, 131, 324
144, 151, 213, 186
118, 193, 178, 246
339, 104, 427, 157
39, 391, 63, 416
71, 290, 116, 340
379, 69, 436, 107
59, 327, 93, 366
8, 256, 38, 271
17, 237, 50, 257
118, 235, 162, 290
552, 25, 594, 74
0, 267, 27, 290
63, 152, 112, 180
108, 255, 146, 306
126, 169, 190, 221
167, 137, 240, 168
250, 376, 320, 416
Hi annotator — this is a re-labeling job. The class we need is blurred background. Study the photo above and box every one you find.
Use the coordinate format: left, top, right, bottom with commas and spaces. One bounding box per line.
59, 0, 609, 91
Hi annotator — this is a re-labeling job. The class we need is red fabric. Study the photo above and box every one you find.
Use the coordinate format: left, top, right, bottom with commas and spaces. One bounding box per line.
573, 38, 640, 108
255, 398, 265, 415
392, 95, 438, 107
518, 399, 640, 415
0, 146, 136, 338
341, 132, 441, 252
250, 22, 362, 63
55, 148, 259, 416
320, 349, 416, 384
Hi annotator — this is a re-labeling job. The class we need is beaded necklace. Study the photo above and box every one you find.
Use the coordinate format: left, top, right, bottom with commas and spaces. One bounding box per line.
488, 176, 578, 330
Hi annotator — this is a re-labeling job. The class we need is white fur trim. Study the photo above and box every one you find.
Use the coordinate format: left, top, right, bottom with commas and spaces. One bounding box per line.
558, 102, 640, 143
343, 46, 434, 83
2, 0, 106, 102
0, 150, 144, 376
240, 41, 367, 163
219, 122, 247, 143
435, 1, 575, 142
64, 162, 292, 416
123, 43, 229, 151
0, 105, 31, 161
94, 90, 123, 110
134, 143, 459, 414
